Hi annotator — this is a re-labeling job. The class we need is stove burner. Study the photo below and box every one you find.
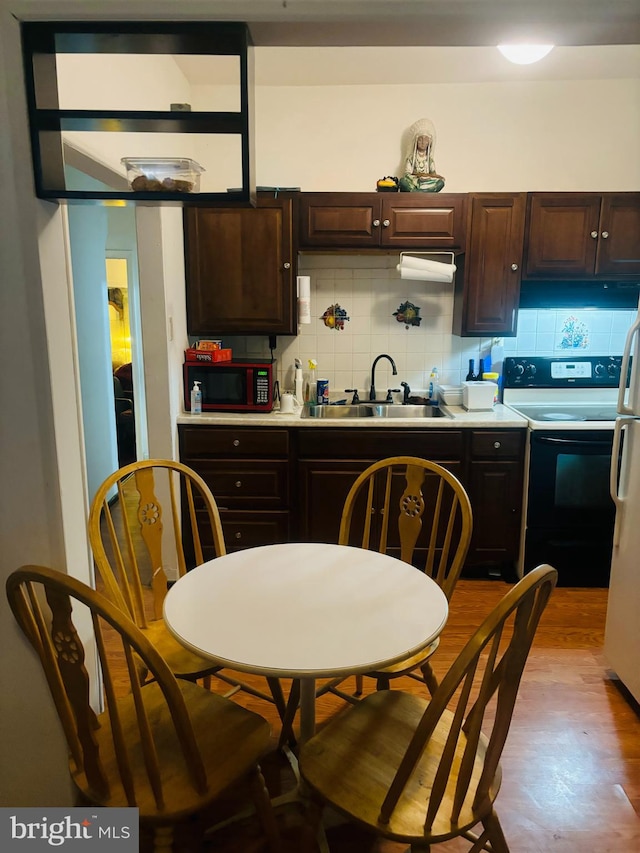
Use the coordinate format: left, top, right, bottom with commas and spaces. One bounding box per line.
542, 412, 587, 421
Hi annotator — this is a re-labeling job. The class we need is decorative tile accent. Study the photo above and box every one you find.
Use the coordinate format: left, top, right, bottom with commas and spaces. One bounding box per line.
393, 300, 422, 328
320, 303, 350, 331
556, 314, 590, 350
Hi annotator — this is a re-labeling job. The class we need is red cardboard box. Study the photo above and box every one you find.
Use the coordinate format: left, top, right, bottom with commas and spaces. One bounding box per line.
185, 348, 232, 363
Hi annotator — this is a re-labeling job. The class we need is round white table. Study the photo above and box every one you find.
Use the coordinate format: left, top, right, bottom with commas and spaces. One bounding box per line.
164, 542, 448, 742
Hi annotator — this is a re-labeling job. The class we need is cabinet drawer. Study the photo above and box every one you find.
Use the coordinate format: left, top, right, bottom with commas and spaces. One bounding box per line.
180, 427, 289, 458
297, 428, 463, 460
470, 430, 525, 458
195, 461, 289, 508
220, 511, 290, 551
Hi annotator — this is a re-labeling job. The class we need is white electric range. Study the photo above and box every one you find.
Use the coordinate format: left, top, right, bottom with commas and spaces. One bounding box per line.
502, 356, 625, 586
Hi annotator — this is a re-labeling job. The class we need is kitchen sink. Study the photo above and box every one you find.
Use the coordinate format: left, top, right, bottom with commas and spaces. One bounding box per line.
366, 404, 451, 418
302, 404, 451, 419
302, 405, 373, 419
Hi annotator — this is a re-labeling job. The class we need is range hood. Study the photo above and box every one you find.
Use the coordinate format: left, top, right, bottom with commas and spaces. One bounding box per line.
519, 280, 640, 310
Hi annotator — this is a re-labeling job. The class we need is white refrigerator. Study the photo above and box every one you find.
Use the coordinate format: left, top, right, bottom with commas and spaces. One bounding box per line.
605, 310, 640, 702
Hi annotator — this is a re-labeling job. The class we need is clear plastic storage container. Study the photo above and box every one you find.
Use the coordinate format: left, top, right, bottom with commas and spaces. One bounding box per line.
121, 157, 204, 193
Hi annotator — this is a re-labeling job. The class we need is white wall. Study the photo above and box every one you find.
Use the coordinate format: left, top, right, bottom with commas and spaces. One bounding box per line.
0, 7, 75, 806
252, 79, 640, 192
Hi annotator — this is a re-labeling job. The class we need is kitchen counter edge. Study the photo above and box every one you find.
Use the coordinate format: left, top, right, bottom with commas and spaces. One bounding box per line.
176, 404, 528, 428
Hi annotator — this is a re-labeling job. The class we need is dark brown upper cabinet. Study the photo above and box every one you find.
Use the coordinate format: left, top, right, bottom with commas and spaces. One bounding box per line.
525, 193, 640, 278
21, 22, 256, 204
453, 193, 526, 337
184, 193, 297, 336
299, 192, 466, 249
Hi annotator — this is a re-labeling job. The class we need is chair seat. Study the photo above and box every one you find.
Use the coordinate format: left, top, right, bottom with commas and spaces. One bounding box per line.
72, 680, 272, 821
300, 689, 500, 844
143, 619, 222, 680
366, 638, 439, 678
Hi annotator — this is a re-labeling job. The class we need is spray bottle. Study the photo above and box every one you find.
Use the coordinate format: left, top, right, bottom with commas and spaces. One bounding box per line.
191, 380, 202, 414
294, 357, 304, 404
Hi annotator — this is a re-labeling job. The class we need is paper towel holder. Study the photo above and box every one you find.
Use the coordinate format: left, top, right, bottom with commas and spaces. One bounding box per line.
397, 251, 457, 281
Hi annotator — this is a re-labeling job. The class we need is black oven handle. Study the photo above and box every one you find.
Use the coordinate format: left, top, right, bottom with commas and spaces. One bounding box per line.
535, 436, 612, 448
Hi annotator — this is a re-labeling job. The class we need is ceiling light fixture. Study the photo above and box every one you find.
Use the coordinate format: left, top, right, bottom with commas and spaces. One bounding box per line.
497, 44, 554, 65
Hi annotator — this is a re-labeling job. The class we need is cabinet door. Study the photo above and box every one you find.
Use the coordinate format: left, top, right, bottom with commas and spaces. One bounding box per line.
467, 461, 523, 571
299, 193, 382, 247
465, 430, 525, 575
597, 194, 640, 277
184, 195, 295, 335
297, 458, 464, 560
381, 194, 466, 248
453, 193, 525, 336
298, 460, 374, 544
525, 193, 601, 277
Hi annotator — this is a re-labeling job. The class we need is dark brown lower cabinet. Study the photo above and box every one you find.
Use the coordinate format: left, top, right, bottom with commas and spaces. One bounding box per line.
179, 424, 525, 578
466, 431, 525, 579
179, 426, 292, 558
297, 429, 464, 565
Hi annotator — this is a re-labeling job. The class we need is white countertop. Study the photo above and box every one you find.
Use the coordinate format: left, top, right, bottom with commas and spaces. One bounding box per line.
176, 403, 528, 428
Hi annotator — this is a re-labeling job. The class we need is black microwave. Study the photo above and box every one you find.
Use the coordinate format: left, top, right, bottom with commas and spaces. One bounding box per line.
183, 359, 274, 413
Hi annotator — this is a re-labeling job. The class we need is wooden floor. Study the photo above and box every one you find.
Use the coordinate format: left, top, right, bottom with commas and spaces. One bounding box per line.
106, 576, 640, 852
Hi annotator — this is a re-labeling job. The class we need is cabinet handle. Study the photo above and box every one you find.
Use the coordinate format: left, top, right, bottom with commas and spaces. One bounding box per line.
234, 532, 242, 540
372, 219, 381, 227
370, 507, 376, 515
601, 231, 609, 239
382, 219, 390, 227
235, 480, 242, 488
510, 263, 518, 271
233, 439, 240, 447
283, 262, 291, 269
493, 441, 502, 449
590, 231, 598, 238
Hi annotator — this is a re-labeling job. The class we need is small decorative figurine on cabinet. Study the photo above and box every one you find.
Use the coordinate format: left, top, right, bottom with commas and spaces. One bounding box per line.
398, 118, 445, 193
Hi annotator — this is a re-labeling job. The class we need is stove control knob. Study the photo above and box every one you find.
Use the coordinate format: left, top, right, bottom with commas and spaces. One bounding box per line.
594, 363, 605, 377
608, 363, 619, 377
514, 363, 525, 376
525, 364, 537, 378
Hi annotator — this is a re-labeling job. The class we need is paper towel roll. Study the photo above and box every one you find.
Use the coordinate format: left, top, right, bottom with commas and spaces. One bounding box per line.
396, 255, 456, 282
297, 275, 311, 324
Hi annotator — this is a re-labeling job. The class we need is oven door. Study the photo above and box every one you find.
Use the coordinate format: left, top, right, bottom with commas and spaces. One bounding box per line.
528, 430, 615, 528
524, 429, 616, 586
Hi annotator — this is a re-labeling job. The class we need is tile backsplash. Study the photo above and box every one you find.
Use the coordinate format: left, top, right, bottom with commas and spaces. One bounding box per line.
214, 254, 636, 400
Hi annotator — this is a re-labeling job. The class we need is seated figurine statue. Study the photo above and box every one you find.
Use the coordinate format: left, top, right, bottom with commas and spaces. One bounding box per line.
398, 117, 445, 193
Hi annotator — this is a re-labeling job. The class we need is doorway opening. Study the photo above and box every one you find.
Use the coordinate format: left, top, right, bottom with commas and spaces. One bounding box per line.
107, 256, 136, 467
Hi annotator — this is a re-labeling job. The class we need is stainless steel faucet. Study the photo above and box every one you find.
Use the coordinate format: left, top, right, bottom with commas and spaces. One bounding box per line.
370, 353, 397, 401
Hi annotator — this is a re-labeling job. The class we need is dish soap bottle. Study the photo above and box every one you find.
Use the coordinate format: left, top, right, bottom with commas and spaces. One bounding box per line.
191, 380, 202, 414
305, 358, 318, 403
428, 366, 439, 400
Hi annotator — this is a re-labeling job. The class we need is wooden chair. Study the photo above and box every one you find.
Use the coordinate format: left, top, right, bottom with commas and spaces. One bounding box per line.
299, 564, 558, 852
278, 456, 473, 748
328, 456, 473, 697
6, 565, 281, 853
88, 459, 288, 717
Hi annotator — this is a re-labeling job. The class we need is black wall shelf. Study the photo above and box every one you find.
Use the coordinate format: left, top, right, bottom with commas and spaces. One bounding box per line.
21, 21, 256, 204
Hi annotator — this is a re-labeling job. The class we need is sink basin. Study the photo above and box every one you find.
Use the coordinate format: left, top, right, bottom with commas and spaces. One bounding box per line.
302, 404, 450, 419
366, 404, 451, 418
302, 405, 374, 419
